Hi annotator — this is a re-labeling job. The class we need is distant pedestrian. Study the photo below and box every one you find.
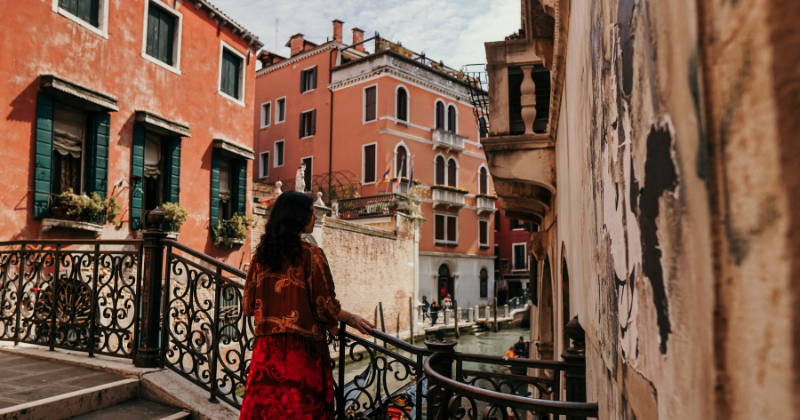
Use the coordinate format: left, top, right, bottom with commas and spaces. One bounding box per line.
422, 296, 430, 322
430, 300, 440, 325
513, 336, 525, 356
440, 285, 448, 299
444, 294, 452, 309
505, 347, 516, 358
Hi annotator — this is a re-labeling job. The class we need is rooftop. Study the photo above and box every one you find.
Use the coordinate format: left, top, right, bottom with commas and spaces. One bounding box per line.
187, 0, 264, 49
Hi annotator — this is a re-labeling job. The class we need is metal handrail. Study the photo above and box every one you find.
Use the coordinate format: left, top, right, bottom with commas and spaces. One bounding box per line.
424, 353, 599, 417
162, 239, 246, 278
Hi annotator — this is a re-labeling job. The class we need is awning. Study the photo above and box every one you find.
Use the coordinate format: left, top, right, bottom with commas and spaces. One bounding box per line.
39, 74, 119, 112
135, 110, 191, 138
213, 139, 254, 160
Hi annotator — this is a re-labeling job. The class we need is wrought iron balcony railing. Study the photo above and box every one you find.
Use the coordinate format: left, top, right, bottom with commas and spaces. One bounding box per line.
0, 218, 599, 419
336, 194, 400, 220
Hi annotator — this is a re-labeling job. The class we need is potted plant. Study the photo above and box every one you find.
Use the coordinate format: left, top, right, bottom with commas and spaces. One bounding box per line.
212, 213, 254, 248
158, 202, 188, 232
53, 189, 109, 223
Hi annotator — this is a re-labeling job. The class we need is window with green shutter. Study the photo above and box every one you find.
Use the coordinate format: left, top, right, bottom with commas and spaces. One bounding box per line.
210, 151, 248, 228
34, 94, 55, 219
145, 3, 176, 66
59, 0, 100, 28
221, 48, 243, 100
131, 125, 181, 230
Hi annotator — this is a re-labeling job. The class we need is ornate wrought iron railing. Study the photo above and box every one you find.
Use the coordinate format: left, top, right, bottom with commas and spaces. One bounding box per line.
337, 194, 400, 220
0, 215, 599, 419
0, 240, 143, 358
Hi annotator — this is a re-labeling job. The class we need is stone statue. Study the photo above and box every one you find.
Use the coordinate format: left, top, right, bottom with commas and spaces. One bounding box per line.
314, 192, 325, 207
273, 180, 282, 197
295, 163, 306, 192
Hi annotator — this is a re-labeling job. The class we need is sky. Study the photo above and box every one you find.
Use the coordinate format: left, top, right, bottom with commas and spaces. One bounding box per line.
208, 0, 521, 70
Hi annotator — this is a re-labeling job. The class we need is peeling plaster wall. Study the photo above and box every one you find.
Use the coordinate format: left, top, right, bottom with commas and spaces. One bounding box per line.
543, 0, 799, 418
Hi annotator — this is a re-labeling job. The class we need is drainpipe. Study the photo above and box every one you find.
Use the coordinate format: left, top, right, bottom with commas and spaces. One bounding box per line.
328, 47, 335, 200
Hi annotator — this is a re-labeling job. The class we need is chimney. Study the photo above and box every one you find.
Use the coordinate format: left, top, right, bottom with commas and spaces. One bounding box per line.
287, 33, 305, 57
352, 28, 365, 52
332, 19, 344, 44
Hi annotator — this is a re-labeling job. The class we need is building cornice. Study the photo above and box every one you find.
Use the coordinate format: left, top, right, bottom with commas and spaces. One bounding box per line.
256, 43, 341, 78
187, 0, 263, 48
419, 251, 495, 260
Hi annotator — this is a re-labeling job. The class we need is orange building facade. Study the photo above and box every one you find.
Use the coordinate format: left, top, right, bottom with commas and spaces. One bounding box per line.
1, 0, 261, 266
254, 22, 496, 308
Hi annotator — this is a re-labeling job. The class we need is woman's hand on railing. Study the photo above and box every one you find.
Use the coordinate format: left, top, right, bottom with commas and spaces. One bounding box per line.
346, 313, 375, 335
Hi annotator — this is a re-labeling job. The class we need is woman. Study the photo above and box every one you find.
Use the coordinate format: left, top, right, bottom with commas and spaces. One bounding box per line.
430, 300, 440, 325
240, 191, 374, 419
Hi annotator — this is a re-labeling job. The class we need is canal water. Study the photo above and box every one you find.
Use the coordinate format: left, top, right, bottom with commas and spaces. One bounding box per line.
335, 326, 531, 417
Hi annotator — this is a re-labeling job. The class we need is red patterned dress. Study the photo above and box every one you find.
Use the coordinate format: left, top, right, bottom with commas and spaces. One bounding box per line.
240, 243, 341, 420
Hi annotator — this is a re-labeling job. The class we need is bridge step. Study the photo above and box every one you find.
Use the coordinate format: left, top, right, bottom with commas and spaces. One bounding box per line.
67, 399, 190, 420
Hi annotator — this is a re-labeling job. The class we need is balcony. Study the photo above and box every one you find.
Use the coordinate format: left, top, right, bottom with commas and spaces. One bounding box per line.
431, 186, 466, 209
431, 129, 465, 153
336, 194, 400, 220
476, 194, 498, 214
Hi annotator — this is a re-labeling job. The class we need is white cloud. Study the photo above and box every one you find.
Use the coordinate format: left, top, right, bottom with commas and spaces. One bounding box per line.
206, 0, 520, 69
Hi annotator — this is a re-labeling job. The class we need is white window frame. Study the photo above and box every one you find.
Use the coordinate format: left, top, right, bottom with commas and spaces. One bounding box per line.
434, 213, 458, 246
260, 101, 272, 128
140, 0, 183, 75
301, 65, 317, 93
275, 97, 286, 124
363, 84, 378, 124
217, 40, 246, 106
259, 151, 270, 178
362, 142, 378, 185
273, 140, 285, 168
300, 108, 315, 139
446, 102, 459, 134
478, 218, 490, 248
433, 99, 446, 130
512, 243, 527, 272
395, 84, 410, 123
393, 142, 410, 179
446, 157, 459, 188
52, 0, 110, 39
477, 164, 489, 195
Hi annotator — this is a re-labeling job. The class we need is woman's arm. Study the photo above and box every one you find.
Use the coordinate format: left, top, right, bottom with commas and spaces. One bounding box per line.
336, 309, 374, 335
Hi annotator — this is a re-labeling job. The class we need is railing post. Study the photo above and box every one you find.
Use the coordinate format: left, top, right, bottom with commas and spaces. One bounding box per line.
134, 210, 168, 368
336, 323, 346, 420
468, 307, 474, 323
424, 339, 457, 420
561, 316, 587, 420
493, 297, 498, 331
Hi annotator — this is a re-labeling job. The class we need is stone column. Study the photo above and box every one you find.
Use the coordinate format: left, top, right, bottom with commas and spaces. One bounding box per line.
444, 309, 452, 325
468, 307, 474, 323
504, 304, 509, 318
561, 316, 588, 419
519, 64, 537, 135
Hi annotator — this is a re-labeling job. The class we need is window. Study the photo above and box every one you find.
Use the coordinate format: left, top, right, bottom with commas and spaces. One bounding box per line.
276, 98, 286, 123
479, 167, 488, 194
300, 67, 317, 93
502, 260, 509, 270
513, 243, 527, 271
435, 101, 445, 130
218, 157, 233, 220
435, 155, 446, 185
447, 158, 458, 187
144, 2, 180, 69
274, 141, 285, 167
261, 102, 271, 127
52, 104, 87, 195
396, 146, 408, 178
210, 148, 248, 231
143, 133, 167, 211
259, 152, 269, 178
479, 116, 488, 138
300, 110, 316, 138
396, 87, 408, 122
301, 157, 312, 192
494, 209, 501, 231
131, 123, 181, 230
434, 214, 457, 246
479, 219, 489, 248
363, 144, 377, 184
447, 105, 457, 133
479, 268, 488, 298
364, 86, 377, 122
220, 45, 245, 101
59, 0, 100, 27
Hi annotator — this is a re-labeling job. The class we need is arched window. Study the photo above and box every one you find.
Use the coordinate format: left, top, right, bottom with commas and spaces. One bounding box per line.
447, 158, 457, 187
447, 105, 457, 133
479, 167, 488, 195
396, 146, 408, 178
479, 116, 488, 138
396, 87, 408, 122
435, 101, 445, 130
479, 268, 488, 298
437, 264, 452, 300
435, 155, 446, 185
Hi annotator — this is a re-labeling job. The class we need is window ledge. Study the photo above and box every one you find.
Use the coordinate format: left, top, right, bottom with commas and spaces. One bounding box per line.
216, 239, 245, 248
218, 91, 245, 107
41, 218, 104, 235
435, 240, 458, 247
56, 8, 108, 39
300, 135, 314, 140
302, 89, 316, 94
136, 230, 179, 240
141, 52, 181, 75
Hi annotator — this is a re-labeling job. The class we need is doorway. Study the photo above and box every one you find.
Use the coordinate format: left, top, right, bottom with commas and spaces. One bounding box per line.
437, 264, 453, 303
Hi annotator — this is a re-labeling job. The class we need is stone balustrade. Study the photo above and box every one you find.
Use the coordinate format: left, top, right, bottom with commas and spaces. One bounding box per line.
432, 129, 465, 152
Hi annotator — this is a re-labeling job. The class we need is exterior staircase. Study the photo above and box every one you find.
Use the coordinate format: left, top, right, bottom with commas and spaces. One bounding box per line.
0, 354, 189, 420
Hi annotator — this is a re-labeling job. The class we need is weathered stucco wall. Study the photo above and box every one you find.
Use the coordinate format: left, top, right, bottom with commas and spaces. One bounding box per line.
539, 0, 800, 418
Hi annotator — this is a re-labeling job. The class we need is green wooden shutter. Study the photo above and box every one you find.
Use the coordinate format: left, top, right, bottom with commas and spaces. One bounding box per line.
233, 160, 247, 216
131, 125, 145, 230
210, 149, 220, 228
163, 138, 181, 204
34, 93, 55, 219
86, 113, 109, 199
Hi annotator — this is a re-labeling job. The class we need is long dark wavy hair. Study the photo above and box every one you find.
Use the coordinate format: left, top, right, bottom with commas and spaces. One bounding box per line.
254, 191, 314, 272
